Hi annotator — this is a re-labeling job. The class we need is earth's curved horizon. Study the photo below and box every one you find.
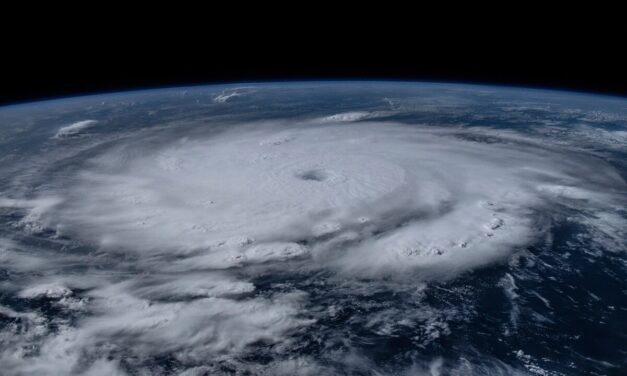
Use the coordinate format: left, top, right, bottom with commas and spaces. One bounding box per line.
0, 82, 625, 375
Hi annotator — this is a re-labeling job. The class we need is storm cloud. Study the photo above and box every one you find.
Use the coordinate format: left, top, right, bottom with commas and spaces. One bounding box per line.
1, 105, 625, 375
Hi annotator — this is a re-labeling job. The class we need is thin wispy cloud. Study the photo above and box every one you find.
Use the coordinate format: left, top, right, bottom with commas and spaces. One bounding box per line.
53, 120, 98, 138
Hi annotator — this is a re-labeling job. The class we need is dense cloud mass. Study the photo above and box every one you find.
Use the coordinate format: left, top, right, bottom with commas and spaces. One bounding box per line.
38, 121, 626, 276
0, 84, 626, 375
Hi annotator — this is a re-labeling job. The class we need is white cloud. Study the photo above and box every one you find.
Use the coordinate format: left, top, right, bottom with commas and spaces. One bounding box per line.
19, 283, 72, 299
53, 120, 98, 138
2, 281, 312, 375
213, 87, 255, 103
317, 111, 373, 122
36, 121, 626, 278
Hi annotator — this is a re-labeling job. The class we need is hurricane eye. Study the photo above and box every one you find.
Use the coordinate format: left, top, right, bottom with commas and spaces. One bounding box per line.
296, 169, 328, 182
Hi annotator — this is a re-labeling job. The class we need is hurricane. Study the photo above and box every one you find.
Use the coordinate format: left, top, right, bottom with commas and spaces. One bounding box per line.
0, 82, 625, 375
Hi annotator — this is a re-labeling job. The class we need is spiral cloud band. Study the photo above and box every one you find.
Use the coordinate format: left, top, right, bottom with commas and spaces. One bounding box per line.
44, 121, 623, 276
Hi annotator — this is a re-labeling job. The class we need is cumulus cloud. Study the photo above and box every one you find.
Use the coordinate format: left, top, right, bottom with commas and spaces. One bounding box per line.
2, 276, 312, 375
53, 120, 98, 138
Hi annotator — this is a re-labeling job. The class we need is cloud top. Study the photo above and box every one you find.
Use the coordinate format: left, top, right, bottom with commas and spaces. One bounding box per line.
53, 120, 98, 138
39, 121, 626, 277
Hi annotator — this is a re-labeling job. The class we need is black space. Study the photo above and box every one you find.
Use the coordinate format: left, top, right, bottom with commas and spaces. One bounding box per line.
2, 18, 626, 105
